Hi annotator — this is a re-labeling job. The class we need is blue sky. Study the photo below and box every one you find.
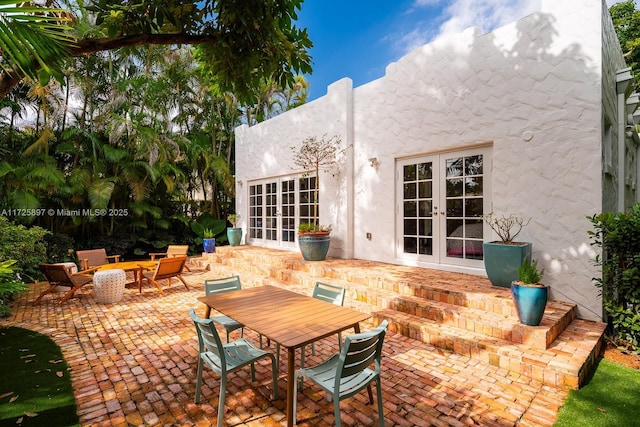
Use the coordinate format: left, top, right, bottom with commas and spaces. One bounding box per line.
296, 0, 626, 101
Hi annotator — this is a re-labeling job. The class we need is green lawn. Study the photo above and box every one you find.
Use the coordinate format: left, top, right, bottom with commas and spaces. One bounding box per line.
554, 358, 640, 427
0, 327, 79, 427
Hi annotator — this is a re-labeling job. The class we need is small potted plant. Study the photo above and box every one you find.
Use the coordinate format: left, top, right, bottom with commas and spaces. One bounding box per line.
291, 134, 345, 261
203, 228, 216, 253
511, 257, 548, 326
226, 214, 242, 246
483, 213, 532, 288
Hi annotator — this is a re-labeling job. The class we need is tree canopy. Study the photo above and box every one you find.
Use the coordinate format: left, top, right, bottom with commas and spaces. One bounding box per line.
610, 0, 640, 85
0, 0, 313, 257
0, 0, 313, 102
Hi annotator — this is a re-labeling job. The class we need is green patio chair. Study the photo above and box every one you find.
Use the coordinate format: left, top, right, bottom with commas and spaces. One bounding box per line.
189, 309, 279, 426
204, 275, 244, 343
310, 282, 347, 352
275, 281, 346, 369
293, 320, 388, 426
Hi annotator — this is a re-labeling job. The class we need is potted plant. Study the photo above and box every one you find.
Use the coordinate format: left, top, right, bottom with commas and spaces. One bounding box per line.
190, 214, 226, 254
291, 134, 345, 261
202, 228, 216, 253
511, 257, 548, 326
226, 214, 242, 246
483, 213, 532, 288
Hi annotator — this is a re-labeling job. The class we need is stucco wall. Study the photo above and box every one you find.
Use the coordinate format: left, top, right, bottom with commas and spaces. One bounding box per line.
235, 78, 354, 257
235, 0, 621, 321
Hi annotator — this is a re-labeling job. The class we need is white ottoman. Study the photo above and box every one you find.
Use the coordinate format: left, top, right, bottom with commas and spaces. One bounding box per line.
93, 269, 126, 303
53, 262, 78, 292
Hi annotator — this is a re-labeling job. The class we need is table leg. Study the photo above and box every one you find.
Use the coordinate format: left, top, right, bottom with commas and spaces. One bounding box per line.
287, 346, 295, 427
137, 267, 144, 292
204, 306, 211, 318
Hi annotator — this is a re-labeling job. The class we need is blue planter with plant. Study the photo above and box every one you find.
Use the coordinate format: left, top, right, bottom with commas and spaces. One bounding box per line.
191, 215, 226, 254
203, 228, 216, 253
511, 257, 548, 326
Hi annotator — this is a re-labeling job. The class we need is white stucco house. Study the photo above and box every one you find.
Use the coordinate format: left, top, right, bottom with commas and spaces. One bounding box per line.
234, 0, 639, 322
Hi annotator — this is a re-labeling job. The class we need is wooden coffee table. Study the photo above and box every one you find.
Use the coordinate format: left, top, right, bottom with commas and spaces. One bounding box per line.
97, 261, 157, 291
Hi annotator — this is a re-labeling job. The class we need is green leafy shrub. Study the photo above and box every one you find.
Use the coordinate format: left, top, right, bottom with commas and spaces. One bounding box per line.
44, 233, 76, 263
0, 260, 28, 317
80, 233, 137, 261
516, 257, 544, 285
589, 203, 640, 353
0, 217, 49, 280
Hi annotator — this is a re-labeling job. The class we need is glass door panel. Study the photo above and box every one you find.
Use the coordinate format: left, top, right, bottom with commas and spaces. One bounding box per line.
281, 179, 296, 242
443, 154, 485, 262
298, 175, 316, 226
265, 182, 278, 241
399, 158, 438, 260
248, 183, 264, 239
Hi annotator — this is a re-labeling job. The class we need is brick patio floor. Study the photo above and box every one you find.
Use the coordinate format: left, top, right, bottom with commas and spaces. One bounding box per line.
2, 263, 570, 426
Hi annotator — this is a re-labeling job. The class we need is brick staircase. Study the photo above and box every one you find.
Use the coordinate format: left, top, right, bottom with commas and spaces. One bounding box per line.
193, 245, 606, 390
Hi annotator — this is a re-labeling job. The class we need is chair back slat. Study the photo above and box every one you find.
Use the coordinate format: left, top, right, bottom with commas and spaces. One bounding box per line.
39, 264, 73, 286
340, 334, 382, 378
153, 256, 186, 279
312, 281, 345, 306
166, 245, 188, 257
205, 276, 241, 295
189, 309, 225, 364
336, 321, 388, 381
76, 249, 109, 268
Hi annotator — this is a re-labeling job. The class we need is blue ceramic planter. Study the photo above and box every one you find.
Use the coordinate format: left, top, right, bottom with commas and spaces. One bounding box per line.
483, 242, 532, 288
227, 228, 242, 246
203, 238, 216, 253
511, 282, 548, 326
298, 234, 330, 261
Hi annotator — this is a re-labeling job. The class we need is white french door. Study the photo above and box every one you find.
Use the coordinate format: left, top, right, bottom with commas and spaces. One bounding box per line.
248, 174, 317, 248
397, 147, 490, 267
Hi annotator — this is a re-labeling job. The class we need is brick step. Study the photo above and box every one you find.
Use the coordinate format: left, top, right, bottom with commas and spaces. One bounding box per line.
198, 248, 576, 347
201, 248, 522, 312
202, 257, 574, 351
387, 294, 576, 350
372, 310, 605, 389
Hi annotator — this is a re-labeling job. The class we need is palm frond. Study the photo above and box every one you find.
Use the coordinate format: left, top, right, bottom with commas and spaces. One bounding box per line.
88, 179, 115, 209
0, 1, 76, 82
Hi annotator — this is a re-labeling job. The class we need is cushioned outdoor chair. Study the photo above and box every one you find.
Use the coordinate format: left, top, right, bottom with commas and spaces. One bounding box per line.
35, 263, 96, 305
293, 320, 388, 426
189, 309, 278, 427
141, 255, 189, 294
204, 275, 244, 343
76, 248, 121, 270
149, 245, 191, 271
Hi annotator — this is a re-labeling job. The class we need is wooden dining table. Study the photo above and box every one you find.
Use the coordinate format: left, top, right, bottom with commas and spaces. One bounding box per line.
198, 285, 371, 427
96, 260, 157, 290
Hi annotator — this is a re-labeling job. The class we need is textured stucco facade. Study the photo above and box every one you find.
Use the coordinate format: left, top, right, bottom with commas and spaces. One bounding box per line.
235, 0, 639, 322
